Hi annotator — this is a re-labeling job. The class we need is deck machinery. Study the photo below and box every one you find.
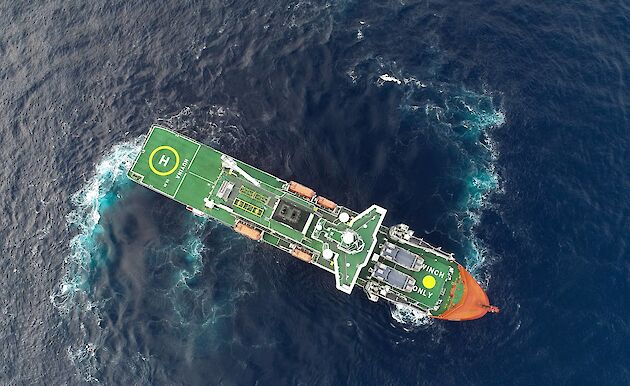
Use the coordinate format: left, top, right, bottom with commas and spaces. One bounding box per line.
128, 126, 499, 321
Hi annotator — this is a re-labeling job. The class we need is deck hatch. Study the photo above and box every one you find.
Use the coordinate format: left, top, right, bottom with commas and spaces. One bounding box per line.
371, 263, 416, 292
272, 199, 310, 231
239, 185, 270, 204
381, 242, 424, 271
216, 180, 234, 200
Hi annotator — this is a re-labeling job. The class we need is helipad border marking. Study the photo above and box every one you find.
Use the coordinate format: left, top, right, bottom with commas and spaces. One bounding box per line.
149, 145, 180, 176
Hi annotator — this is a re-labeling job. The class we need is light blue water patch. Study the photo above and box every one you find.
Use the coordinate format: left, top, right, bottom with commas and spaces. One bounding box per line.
49, 137, 210, 381
49, 138, 145, 381
50, 135, 263, 381
436, 90, 504, 274
165, 220, 258, 331
52, 137, 145, 310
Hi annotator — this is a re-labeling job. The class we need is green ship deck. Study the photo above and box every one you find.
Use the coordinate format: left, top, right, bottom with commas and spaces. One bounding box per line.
128, 126, 463, 315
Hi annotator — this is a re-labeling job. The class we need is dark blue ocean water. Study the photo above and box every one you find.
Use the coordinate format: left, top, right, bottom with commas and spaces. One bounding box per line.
1, 1, 628, 385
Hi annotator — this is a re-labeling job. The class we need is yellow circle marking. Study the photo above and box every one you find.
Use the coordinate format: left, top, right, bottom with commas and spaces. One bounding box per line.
422, 275, 436, 289
149, 146, 180, 176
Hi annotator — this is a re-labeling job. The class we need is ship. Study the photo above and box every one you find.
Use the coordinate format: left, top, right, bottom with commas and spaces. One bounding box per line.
127, 126, 499, 321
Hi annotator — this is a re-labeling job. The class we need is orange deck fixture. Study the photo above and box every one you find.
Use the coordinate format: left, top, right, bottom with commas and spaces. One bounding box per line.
434, 265, 498, 321
288, 181, 316, 199
234, 221, 262, 241
316, 196, 337, 210
291, 248, 313, 263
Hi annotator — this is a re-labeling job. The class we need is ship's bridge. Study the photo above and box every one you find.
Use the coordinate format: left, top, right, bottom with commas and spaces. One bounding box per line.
311, 206, 386, 294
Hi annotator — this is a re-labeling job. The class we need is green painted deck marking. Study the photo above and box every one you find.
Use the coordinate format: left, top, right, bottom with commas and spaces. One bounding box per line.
128, 125, 463, 316
174, 172, 212, 208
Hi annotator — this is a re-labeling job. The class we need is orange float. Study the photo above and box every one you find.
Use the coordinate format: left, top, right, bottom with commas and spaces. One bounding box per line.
233, 221, 262, 241
288, 181, 316, 199
316, 196, 337, 210
291, 248, 313, 263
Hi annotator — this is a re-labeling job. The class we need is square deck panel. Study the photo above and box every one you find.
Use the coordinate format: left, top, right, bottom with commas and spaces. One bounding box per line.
187, 145, 223, 184
272, 199, 310, 232
172, 172, 213, 209
233, 198, 265, 217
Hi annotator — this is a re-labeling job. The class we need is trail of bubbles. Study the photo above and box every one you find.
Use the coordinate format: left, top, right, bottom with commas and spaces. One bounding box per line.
174, 218, 208, 288
51, 137, 144, 313
50, 107, 256, 380
49, 135, 224, 381
49, 137, 145, 382
430, 89, 505, 274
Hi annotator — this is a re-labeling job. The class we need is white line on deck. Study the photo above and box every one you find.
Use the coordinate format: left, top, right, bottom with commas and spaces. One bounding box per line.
188, 170, 214, 184
172, 143, 200, 198
190, 143, 201, 164
173, 173, 188, 198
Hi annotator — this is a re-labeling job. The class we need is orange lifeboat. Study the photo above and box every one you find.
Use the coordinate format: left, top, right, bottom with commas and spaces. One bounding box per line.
316, 196, 337, 210
291, 248, 313, 263
233, 221, 262, 241
288, 181, 316, 199
434, 264, 499, 321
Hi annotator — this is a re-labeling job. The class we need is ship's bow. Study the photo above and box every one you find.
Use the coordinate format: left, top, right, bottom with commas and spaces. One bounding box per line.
434, 264, 498, 321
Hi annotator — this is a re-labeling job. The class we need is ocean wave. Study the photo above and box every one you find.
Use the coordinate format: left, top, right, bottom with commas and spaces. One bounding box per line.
167, 220, 257, 330
158, 104, 248, 153
432, 92, 504, 274
49, 136, 219, 380
380, 64, 504, 271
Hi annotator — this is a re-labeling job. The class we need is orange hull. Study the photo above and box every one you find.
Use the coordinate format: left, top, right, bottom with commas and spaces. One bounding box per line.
434, 265, 495, 321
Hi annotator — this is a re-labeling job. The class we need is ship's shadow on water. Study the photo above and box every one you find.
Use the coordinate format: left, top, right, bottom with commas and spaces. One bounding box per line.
92, 188, 264, 383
